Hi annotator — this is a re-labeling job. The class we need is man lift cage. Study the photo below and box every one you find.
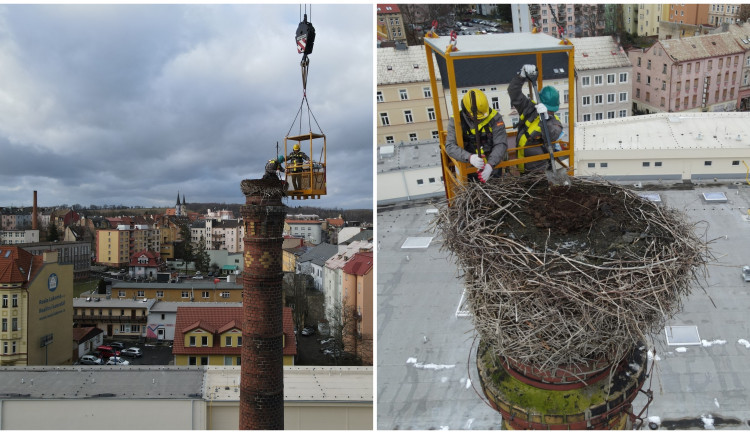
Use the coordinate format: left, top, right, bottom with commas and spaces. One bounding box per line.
284, 132, 326, 200
423, 32, 576, 204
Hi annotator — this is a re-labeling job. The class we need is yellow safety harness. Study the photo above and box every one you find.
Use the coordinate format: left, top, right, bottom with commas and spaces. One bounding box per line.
516, 111, 560, 173
459, 108, 498, 156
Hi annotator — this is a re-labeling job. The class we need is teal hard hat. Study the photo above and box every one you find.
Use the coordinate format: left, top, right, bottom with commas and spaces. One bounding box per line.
277, 154, 284, 162
539, 86, 559, 112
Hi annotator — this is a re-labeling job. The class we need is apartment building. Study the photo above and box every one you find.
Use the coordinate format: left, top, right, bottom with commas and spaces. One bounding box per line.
323, 241, 373, 331
570, 36, 633, 122
73, 297, 154, 338
709, 4, 744, 27
622, 4, 639, 35
666, 3, 709, 25
341, 251, 373, 365
637, 4, 664, 37
286, 219, 323, 244
146, 301, 242, 341
714, 21, 750, 111
296, 243, 338, 291
96, 225, 160, 268
18, 240, 91, 280
377, 44, 446, 146
376, 4, 406, 43
0, 248, 73, 366
172, 306, 296, 366
109, 281, 243, 303
0, 229, 39, 245
629, 32, 745, 113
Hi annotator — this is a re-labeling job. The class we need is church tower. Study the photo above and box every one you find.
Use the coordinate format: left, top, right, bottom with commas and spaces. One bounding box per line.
175, 191, 182, 217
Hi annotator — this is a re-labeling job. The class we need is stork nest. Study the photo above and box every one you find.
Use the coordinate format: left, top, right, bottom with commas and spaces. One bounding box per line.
436, 174, 709, 371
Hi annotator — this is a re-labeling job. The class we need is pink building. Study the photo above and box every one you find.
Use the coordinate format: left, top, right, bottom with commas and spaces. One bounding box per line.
628, 32, 745, 113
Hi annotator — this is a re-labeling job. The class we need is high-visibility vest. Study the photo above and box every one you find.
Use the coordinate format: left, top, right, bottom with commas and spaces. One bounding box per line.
516, 111, 561, 173
458, 109, 499, 157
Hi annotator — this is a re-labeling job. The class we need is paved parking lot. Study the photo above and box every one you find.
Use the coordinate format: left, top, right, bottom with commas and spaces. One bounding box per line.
84, 341, 174, 366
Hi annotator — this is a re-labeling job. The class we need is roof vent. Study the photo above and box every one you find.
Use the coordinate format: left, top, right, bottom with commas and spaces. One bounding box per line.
413, 64, 419, 69
395, 41, 408, 51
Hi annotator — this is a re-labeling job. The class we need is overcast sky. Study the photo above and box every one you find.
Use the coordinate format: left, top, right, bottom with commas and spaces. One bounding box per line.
0, 4, 373, 210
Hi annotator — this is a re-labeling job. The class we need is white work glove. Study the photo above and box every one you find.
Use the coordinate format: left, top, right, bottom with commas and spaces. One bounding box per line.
478, 163, 492, 183
520, 64, 537, 78
469, 154, 485, 169
535, 103, 549, 119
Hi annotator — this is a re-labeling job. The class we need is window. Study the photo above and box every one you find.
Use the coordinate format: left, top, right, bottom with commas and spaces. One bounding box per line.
189, 336, 196, 346
12, 341, 16, 354
581, 76, 591, 86
655, 162, 662, 167
131, 325, 140, 333
719, 58, 723, 69
427, 107, 436, 121
2, 295, 6, 308
594, 75, 603, 85
409, 133, 418, 142
563, 90, 569, 104
201, 336, 208, 347
595, 113, 603, 120
643, 162, 650, 167
416, 179, 424, 185
423, 87, 431, 98
647, 75, 651, 85
619, 109, 628, 117
583, 114, 591, 121
619, 72, 628, 84
188, 356, 196, 365
428, 177, 436, 183
708, 60, 712, 70
645, 91, 650, 102
607, 74, 615, 84
607, 93, 615, 103
637, 72, 641, 83
491, 96, 499, 110
226, 336, 232, 347
595, 94, 603, 104
619, 92, 628, 102
182, 291, 190, 298
118, 290, 126, 297
647, 59, 651, 70
202, 291, 210, 298
432, 130, 439, 139
385, 135, 394, 144
221, 291, 230, 298
662, 64, 667, 74
137, 290, 145, 297
607, 111, 615, 119
237, 357, 241, 365
587, 163, 595, 168
380, 113, 390, 126
238, 336, 242, 346
399, 89, 408, 100
156, 290, 164, 298
600, 162, 608, 168
1, 318, 6, 332
582, 96, 591, 106
2, 342, 6, 354
733, 161, 741, 166
404, 110, 413, 123
224, 356, 233, 366
376, 91, 383, 102
637, 57, 642, 67
200, 356, 208, 365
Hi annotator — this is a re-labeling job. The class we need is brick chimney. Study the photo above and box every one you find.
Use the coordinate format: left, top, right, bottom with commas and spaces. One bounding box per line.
32, 190, 38, 230
239, 179, 286, 430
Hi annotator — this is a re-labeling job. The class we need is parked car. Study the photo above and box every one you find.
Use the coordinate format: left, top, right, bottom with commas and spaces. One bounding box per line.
79, 355, 103, 365
96, 345, 121, 359
301, 326, 316, 336
742, 266, 750, 282
121, 347, 143, 358
109, 342, 126, 350
105, 357, 130, 365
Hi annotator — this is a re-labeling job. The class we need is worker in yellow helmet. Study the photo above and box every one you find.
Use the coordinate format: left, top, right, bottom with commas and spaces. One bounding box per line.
285, 143, 310, 190
444, 89, 508, 183
509, 64, 564, 174
263, 155, 286, 181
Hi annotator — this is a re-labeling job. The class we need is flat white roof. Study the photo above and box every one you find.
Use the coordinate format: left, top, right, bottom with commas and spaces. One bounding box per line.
424, 33, 572, 58
577, 112, 750, 152
203, 366, 373, 403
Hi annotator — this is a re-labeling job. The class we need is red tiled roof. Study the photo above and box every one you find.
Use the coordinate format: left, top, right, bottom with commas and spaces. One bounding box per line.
342, 251, 373, 276
129, 249, 160, 267
326, 218, 345, 227
0, 246, 42, 285
376, 4, 401, 14
173, 306, 296, 357
73, 326, 103, 343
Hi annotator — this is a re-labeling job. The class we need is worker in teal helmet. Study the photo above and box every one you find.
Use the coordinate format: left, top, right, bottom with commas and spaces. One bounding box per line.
263, 154, 286, 180
508, 64, 564, 174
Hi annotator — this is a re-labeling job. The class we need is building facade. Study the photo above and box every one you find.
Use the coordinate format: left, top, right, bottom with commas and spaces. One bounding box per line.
709, 3, 743, 27
570, 36, 633, 122
172, 306, 296, 366
18, 240, 91, 281
96, 226, 161, 268
719, 21, 750, 111
0, 248, 73, 366
629, 32, 745, 114
108, 281, 243, 303
376, 4, 406, 43
341, 251, 373, 365
0, 229, 39, 245
377, 45, 446, 146
666, 3, 709, 25
285, 219, 323, 244
73, 298, 155, 337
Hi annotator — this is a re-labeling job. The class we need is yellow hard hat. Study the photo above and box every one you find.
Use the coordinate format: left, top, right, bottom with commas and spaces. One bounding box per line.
293, 143, 300, 151
461, 89, 490, 121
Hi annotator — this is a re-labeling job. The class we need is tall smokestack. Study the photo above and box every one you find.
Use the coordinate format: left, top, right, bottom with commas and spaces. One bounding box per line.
239, 179, 286, 430
32, 191, 38, 230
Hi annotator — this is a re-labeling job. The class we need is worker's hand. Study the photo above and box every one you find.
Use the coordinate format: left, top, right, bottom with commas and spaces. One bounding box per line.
535, 103, 549, 119
469, 154, 485, 169
520, 64, 537, 78
478, 163, 492, 183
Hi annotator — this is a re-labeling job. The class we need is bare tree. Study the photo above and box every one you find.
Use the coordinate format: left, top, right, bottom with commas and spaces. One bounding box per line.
399, 4, 423, 46
740, 5, 750, 23
325, 297, 361, 365
283, 273, 313, 332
